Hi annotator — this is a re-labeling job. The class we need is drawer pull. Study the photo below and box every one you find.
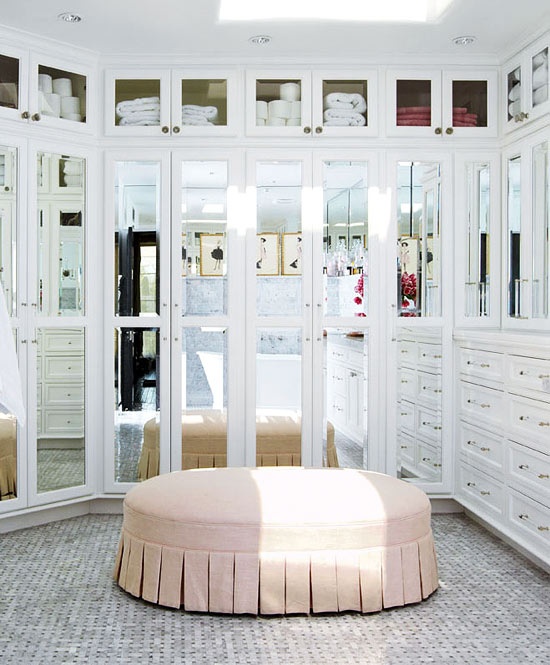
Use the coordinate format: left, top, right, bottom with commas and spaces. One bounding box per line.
422, 353, 442, 359
519, 415, 529, 421
480, 447, 491, 452
480, 490, 491, 496
538, 526, 550, 532
400, 412, 409, 416
539, 374, 550, 379
538, 421, 550, 427
400, 349, 408, 354
518, 464, 529, 470
467, 361, 490, 368
467, 482, 476, 487
401, 379, 408, 384
400, 445, 408, 449
466, 439, 477, 446
467, 399, 490, 408
422, 457, 431, 462
538, 474, 550, 480
519, 513, 529, 520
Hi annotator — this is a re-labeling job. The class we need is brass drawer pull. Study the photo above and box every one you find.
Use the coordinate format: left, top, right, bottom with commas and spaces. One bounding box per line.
538, 526, 550, 532
538, 374, 550, 379
467, 361, 490, 368
467, 399, 490, 408
480, 447, 491, 452
538, 421, 550, 427
538, 473, 550, 479
480, 490, 491, 496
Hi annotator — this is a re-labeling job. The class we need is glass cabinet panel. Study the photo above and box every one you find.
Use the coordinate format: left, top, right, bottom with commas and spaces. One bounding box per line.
180, 160, 228, 316
37, 152, 85, 317
452, 80, 487, 128
114, 79, 160, 127
507, 66, 522, 122
37, 327, 85, 493
465, 163, 491, 317
37, 65, 86, 123
532, 142, 549, 318
323, 161, 368, 317
114, 162, 160, 317
255, 79, 302, 127
0, 53, 20, 111
0, 145, 17, 316
395, 79, 432, 126
531, 47, 549, 110
322, 79, 368, 128
180, 79, 227, 127
507, 156, 522, 317
397, 162, 441, 317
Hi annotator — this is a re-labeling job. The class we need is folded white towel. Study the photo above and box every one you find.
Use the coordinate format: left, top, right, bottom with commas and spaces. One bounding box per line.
119, 114, 160, 126
323, 108, 366, 126
532, 50, 548, 68
0, 282, 25, 425
508, 82, 521, 102
323, 93, 367, 114
181, 105, 218, 121
63, 160, 83, 175
181, 116, 214, 125
116, 97, 160, 117
532, 63, 548, 90
533, 84, 548, 106
64, 174, 82, 187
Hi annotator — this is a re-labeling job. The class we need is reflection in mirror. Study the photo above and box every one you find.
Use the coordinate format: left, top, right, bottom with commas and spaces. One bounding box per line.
323, 161, 368, 317
0, 145, 17, 316
256, 161, 302, 317
397, 162, 441, 317
37, 327, 85, 493
325, 327, 368, 469
0, 412, 17, 500
396, 327, 442, 483
507, 156, 522, 317
37, 152, 85, 317
115, 162, 160, 317
180, 161, 228, 316
115, 327, 159, 483
532, 142, 549, 319
465, 163, 491, 317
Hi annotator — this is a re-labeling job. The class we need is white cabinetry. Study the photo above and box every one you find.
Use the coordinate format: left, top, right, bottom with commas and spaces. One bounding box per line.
456, 333, 550, 567
386, 69, 498, 137
246, 69, 378, 137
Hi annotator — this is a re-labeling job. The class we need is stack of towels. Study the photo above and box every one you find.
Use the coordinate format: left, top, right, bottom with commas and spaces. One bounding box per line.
323, 92, 367, 126
452, 107, 478, 127
531, 49, 548, 108
62, 158, 83, 188
181, 105, 218, 125
116, 97, 160, 126
39, 74, 83, 122
396, 106, 431, 126
256, 81, 301, 126
508, 68, 522, 118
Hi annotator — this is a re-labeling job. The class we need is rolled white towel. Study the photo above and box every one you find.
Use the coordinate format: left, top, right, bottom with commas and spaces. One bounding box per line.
280, 82, 300, 102
256, 118, 266, 126
323, 108, 366, 126
532, 63, 548, 90
268, 99, 291, 119
116, 97, 160, 117
41, 92, 61, 117
323, 92, 367, 114
508, 82, 521, 102
286, 118, 301, 126
256, 100, 268, 119
533, 84, 548, 106
181, 104, 218, 121
52, 78, 72, 97
266, 117, 286, 126
289, 101, 301, 118
532, 50, 548, 68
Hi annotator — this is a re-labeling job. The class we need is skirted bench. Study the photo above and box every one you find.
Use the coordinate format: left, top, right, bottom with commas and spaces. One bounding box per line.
114, 467, 438, 614
0, 415, 17, 501
137, 410, 338, 480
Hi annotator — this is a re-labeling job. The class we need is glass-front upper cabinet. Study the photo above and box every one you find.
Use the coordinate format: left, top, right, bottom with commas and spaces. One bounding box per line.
396, 161, 442, 317
504, 36, 550, 132
105, 69, 237, 136
246, 70, 378, 137
387, 69, 497, 137
0, 46, 25, 123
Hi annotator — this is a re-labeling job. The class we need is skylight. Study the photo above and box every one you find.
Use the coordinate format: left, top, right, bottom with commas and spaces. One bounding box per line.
219, 0, 454, 22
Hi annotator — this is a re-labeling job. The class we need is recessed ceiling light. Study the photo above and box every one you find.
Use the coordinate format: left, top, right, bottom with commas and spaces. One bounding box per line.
249, 35, 271, 45
453, 35, 476, 46
57, 12, 82, 23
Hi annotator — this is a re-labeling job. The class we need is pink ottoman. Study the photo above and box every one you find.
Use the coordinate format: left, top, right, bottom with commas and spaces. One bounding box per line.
114, 467, 438, 614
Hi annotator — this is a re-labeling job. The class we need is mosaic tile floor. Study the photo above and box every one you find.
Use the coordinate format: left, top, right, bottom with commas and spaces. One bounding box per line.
1, 513, 548, 664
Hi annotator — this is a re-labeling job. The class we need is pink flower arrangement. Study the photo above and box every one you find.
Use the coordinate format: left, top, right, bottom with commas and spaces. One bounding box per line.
354, 273, 366, 317
401, 272, 417, 317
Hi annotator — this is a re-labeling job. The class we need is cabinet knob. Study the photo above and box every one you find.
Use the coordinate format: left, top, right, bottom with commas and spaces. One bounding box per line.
315, 126, 323, 134
434, 127, 442, 135
161, 125, 170, 134
32, 113, 41, 122
173, 126, 181, 134
21, 111, 30, 119
445, 127, 453, 135
303, 126, 311, 134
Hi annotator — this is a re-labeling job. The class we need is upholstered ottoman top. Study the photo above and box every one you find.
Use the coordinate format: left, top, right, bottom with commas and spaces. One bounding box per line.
115, 467, 438, 614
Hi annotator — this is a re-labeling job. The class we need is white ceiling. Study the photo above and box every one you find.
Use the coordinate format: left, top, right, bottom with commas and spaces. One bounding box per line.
1, 0, 550, 61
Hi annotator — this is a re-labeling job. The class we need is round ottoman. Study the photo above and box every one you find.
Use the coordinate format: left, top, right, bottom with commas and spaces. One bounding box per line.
114, 467, 438, 614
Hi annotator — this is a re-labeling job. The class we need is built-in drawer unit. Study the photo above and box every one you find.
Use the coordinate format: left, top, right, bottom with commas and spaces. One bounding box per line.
458, 461, 505, 518
458, 421, 504, 478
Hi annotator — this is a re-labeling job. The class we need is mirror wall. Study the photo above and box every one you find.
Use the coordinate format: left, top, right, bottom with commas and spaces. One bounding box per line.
36, 152, 86, 493
532, 141, 549, 319
507, 155, 522, 318
465, 163, 491, 317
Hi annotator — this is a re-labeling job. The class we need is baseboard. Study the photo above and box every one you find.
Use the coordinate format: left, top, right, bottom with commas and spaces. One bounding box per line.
0, 499, 92, 534
430, 498, 463, 514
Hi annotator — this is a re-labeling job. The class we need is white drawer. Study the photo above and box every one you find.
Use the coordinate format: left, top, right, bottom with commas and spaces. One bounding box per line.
44, 383, 85, 406
460, 382, 504, 429
327, 345, 348, 364
43, 410, 84, 436
509, 394, 550, 450
398, 368, 416, 400
507, 355, 550, 400
43, 356, 85, 382
42, 328, 84, 353
398, 340, 416, 367
398, 431, 415, 466
329, 364, 347, 396
417, 343, 442, 371
347, 348, 364, 371
417, 440, 442, 480
459, 347, 504, 385
398, 399, 415, 433
329, 393, 346, 420
458, 462, 505, 518
417, 371, 442, 408
508, 441, 550, 501
508, 489, 550, 552
417, 405, 442, 443
458, 421, 504, 477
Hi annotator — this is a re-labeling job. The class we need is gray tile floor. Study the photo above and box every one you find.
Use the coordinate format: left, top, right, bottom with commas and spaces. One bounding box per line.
1, 513, 549, 665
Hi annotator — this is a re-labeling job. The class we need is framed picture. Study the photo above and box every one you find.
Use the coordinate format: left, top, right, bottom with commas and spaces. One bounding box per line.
256, 233, 279, 275
282, 232, 302, 275
200, 233, 225, 276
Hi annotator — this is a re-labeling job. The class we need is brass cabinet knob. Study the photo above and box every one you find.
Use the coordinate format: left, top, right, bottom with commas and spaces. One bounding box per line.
173, 126, 180, 134
161, 125, 170, 134
445, 127, 453, 135
21, 111, 30, 119
32, 113, 41, 121
434, 127, 442, 135
303, 126, 311, 134
315, 126, 323, 134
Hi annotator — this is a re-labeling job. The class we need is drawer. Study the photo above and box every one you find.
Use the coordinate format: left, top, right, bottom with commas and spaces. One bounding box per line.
327, 345, 348, 364
508, 489, 550, 552
347, 348, 365, 371
458, 421, 504, 477
43, 410, 84, 436
508, 441, 550, 501
417, 439, 442, 480
509, 394, 550, 450
329, 364, 347, 396
507, 355, 550, 399
42, 328, 84, 353
460, 382, 504, 429
43, 356, 85, 382
398, 368, 416, 400
44, 383, 85, 406
329, 393, 346, 420
417, 371, 442, 408
417, 343, 442, 371
417, 405, 441, 443
458, 462, 505, 518
398, 399, 415, 433
398, 340, 416, 368
398, 431, 415, 466
459, 347, 504, 385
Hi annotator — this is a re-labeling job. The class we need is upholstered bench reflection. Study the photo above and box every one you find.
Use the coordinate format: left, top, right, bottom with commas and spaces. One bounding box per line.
114, 467, 438, 614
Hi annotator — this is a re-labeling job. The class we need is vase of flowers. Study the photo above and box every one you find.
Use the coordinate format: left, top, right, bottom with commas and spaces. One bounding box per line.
401, 272, 417, 316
